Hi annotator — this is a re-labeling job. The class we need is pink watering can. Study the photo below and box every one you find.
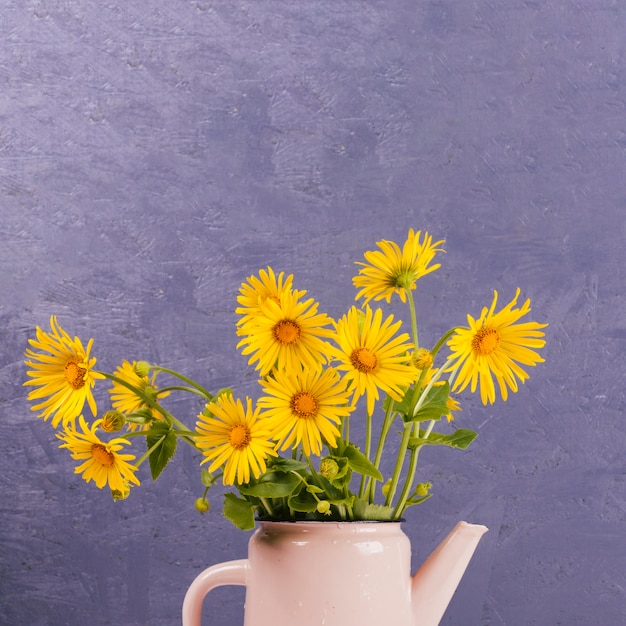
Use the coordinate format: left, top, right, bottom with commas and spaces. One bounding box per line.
182, 520, 488, 626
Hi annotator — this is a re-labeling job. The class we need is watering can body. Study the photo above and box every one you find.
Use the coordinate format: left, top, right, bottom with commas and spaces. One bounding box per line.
182, 520, 488, 626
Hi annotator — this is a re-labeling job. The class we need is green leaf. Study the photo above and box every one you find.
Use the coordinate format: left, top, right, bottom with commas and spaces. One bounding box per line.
146, 422, 178, 481
237, 472, 301, 498
405, 381, 450, 423
352, 499, 395, 520
223, 493, 257, 530
404, 494, 433, 508
288, 491, 318, 513
200, 468, 217, 488
343, 444, 383, 481
267, 457, 309, 473
409, 428, 478, 450
382, 386, 412, 414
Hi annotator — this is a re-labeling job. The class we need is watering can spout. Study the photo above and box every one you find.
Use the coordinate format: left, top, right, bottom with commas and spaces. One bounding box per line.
411, 521, 488, 626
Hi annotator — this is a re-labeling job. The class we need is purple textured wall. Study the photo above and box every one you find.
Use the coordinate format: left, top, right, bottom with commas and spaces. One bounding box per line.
1, 1, 624, 625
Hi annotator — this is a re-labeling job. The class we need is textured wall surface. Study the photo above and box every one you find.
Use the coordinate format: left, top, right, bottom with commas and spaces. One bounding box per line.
1, 1, 624, 625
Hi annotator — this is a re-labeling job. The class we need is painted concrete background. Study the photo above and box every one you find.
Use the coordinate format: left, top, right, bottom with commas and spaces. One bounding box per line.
1, 1, 624, 624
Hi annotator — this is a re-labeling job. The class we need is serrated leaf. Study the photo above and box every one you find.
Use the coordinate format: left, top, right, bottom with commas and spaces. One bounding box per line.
267, 457, 308, 473
405, 381, 450, 423
352, 499, 395, 520
410, 428, 478, 450
237, 472, 301, 498
146, 422, 178, 481
343, 444, 383, 481
223, 493, 257, 530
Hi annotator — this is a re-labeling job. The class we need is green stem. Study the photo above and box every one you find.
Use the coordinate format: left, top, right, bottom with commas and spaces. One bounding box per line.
406, 287, 419, 349
98, 371, 199, 449
367, 400, 396, 503
157, 385, 211, 399
134, 435, 165, 468
411, 356, 455, 418
384, 422, 413, 508
358, 409, 373, 498
392, 419, 436, 519
260, 497, 274, 518
149, 365, 214, 400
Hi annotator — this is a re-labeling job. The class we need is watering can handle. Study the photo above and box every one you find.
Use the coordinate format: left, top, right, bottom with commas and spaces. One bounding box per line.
182, 559, 249, 626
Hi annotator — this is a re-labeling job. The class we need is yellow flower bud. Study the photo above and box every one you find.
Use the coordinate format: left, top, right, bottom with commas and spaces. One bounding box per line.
100, 410, 126, 432
316, 500, 331, 515
415, 482, 432, 497
319, 457, 339, 481
412, 348, 433, 370
195, 497, 210, 514
381, 479, 392, 498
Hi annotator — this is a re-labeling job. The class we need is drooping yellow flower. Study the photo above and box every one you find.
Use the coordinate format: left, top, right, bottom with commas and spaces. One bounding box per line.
258, 367, 353, 457
195, 394, 277, 485
331, 306, 416, 416
235, 266, 305, 326
108, 360, 169, 430
24, 316, 105, 428
236, 288, 334, 376
447, 289, 548, 405
57, 415, 140, 493
353, 229, 445, 304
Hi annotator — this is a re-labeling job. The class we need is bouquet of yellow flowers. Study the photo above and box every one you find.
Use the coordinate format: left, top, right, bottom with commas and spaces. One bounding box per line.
23, 230, 547, 529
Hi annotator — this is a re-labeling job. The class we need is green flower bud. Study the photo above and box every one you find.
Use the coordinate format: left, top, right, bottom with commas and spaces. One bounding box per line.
100, 410, 126, 432
319, 457, 339, 481
195, 497, 210, 514
134, 361, 152, 378
316, 500, 331, 515
381, 479, 392, 498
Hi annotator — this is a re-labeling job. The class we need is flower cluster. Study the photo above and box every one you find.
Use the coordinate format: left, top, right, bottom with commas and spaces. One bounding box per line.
23, 230, 548, 528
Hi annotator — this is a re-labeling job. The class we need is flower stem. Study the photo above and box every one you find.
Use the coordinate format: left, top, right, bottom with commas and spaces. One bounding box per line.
406, 287, 419, 349
149, 365, 214, 400
358, 409, 373, 498
392, 419, 435, 518
134, 434, 166, 468
366, 400, 396, 503
384, 422, 413, 508
98, 371, 198, 449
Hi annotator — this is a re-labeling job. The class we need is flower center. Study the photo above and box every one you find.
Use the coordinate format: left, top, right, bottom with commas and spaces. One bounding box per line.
273, 319, 301, 345
228, 424, 251, 449
91, 443, 115, 467
290, 392, 319, 418
64, 359, 86, 389
350, 347, 378, 373
472, 327, 500, 355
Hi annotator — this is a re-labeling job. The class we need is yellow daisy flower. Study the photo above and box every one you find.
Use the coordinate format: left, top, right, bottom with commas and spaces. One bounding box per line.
108, 360, 170, 430
236, 288, 334, 376
235, 266, 305, 326
57, 415, 140, 493
24, 316, 105, 428
258, 367, 353, 457
195, 394, 277, 486
331, 306, 416, 416
447, 289, 548, 404
353, 229, 445, 304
